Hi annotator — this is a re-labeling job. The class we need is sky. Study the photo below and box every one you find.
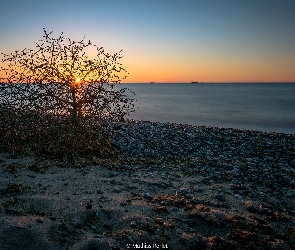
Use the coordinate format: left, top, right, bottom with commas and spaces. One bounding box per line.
0, 0, 295, 83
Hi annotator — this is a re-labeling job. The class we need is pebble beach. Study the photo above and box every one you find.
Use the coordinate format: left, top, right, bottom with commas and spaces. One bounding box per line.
1, 120, 295, 249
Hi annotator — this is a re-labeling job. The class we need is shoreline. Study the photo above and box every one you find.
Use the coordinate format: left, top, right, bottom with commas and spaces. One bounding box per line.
127, 118, 295, 135
1, 120, 295, 249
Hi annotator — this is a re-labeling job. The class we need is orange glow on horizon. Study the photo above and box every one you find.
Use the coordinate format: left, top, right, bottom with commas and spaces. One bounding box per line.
120, 57, 295, 83
1, 58, 294, 84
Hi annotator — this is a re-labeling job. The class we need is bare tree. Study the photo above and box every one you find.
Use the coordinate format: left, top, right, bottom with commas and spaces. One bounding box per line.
0, 29, 135, 160
0, 29, 134, 126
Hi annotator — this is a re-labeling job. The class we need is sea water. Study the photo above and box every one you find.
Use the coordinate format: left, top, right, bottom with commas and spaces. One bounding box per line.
122, 83, 295, 134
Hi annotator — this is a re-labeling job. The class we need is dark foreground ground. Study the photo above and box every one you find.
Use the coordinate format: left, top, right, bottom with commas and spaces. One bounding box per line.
0, 120, 295, 249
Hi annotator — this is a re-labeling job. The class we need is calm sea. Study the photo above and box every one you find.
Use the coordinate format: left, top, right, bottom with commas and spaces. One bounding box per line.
122, 83, 295, 134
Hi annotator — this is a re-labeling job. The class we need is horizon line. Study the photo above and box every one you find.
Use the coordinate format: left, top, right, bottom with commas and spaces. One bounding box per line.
120, 81, 295, 84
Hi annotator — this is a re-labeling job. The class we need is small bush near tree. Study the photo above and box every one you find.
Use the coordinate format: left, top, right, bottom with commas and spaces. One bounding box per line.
0, 29, 135, 161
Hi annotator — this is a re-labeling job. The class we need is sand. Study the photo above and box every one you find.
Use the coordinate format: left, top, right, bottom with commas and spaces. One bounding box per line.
1, 147, 295, 250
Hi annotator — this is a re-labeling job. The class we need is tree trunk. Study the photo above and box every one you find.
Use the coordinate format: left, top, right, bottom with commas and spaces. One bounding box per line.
71, 88, 78, 128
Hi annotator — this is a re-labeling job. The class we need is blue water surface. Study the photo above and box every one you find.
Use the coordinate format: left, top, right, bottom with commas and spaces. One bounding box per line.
122, 83, 295, 134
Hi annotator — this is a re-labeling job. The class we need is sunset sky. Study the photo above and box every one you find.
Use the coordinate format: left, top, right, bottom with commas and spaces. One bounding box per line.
0, 0, 295, 83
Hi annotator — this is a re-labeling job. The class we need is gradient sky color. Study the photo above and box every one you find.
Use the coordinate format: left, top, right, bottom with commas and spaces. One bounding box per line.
0, 0, 295, 83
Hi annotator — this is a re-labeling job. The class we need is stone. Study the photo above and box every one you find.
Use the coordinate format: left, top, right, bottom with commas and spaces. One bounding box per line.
247, 205, 259, 213
290, 181, 295, 188
215, 194, 225, 201
177, 188, 190, 195
130, 220, 141, 228
249, 192, 258, 198
143, 192, 152, 199
213, 211, 226, 221
235, 194, 243, 200
194, 186, 204, 192
109, 171, 118, 177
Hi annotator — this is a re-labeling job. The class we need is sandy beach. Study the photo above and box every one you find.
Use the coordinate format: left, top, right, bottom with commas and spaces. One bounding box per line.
0, 120, 295, 249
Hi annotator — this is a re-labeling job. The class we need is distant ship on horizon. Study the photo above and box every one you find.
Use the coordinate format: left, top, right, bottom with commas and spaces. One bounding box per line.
191, 81, 199, 83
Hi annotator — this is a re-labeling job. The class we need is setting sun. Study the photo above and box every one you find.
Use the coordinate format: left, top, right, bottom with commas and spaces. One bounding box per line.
75, 77, 81, 83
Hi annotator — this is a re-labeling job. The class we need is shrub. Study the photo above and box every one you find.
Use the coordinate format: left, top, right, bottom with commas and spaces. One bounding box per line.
0, 29, 135, 161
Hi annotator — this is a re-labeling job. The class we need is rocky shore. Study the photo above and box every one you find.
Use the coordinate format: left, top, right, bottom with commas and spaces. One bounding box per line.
0, 120, 295, 249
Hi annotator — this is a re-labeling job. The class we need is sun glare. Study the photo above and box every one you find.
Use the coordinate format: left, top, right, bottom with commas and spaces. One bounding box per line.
76, 77, 81, 83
